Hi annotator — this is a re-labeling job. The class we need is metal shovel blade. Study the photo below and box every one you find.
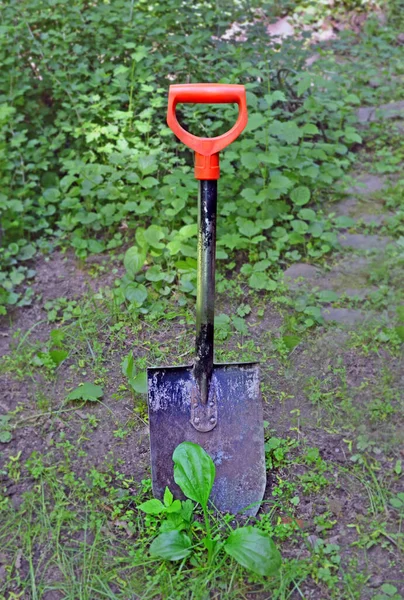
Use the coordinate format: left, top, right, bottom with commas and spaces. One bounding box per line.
147, 362, 266, 516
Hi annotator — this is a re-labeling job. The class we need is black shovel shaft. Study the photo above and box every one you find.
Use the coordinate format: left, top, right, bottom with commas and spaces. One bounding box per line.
194, 179, 217, 405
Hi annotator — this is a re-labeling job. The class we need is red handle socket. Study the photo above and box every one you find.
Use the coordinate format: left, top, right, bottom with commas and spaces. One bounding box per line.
167, 83, 248, 179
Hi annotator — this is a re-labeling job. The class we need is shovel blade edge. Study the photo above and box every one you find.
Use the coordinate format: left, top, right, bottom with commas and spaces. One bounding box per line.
147, 362, 266, 516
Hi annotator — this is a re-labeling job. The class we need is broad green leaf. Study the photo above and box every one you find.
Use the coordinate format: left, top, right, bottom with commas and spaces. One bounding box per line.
247, 113, 266, 131
49, 349, 68, 366
282, 335, 301, 350
304, 306, 323, 322
317, 290, 339, 303
224, 527, 281, 576
297, 74, 312, 97
131, 46, 148, 62
164, 486, 173, 507
380, 584, 399, 596
149, 531, 191, 561
298, 208, 316, 221
124, 246, 146, 277
238, 219, 260, 238
140, 176, 159, 189
125, 283, 148, 305
241, 188, 257, 203
308, 222, 323, 237
159, 513, 186, 533
262, 149, 280, 165
291, 186, 311, 206
146, 266, 166, 282
254, 260, 271, 272
215, 313, 231, 327
173, 442, 215, 509
178, 224, 197, 238
321, 231, 338, 245
18, 244, 36, 260
67, 383, 103, 402
181, 499, 194, 522
138, 498, 165, 514
166, 500, 182, 514
334, 215, 356, 228
265, 90, 286, 105
50, 329, 65, 347
249, 272, 268, 290
232, 315, 248, 335
138, 154, 157, 174
271, 120, 301, 143
241, 152, 259, 170
269, 174, 293, 191
291, 220, 308, 234
131, 371, 147, 394
0, 430, 12, 443
122, 351, 135, 379
302, 123, 319, 135
249, 272, 277, 291
390, 497, 403, 509
219, 233, 244, 250
395, 326, 404, 341
144, 225, 165, 248
88, 239, 105, 254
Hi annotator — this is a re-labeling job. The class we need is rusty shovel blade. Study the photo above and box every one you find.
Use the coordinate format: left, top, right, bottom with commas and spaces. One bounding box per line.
147, 362, 266, 516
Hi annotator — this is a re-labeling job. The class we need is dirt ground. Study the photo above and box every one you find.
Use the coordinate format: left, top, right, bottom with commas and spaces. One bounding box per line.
1, 23, 404, 600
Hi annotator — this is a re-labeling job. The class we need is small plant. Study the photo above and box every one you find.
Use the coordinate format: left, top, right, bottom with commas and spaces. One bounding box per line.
0, 415, 12, 443
265, 435, 299, 470
390, 492, 404, 519
66, 382, 104, 402
368, 397, 395, 423
372, 583, 403, 600
138, 442, 282, 577
121, 351, 147, 396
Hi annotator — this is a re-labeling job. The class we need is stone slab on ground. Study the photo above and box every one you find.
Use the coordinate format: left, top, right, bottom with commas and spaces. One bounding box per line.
348, 173, 387, 196
321, 307, 365, 325
337, 233, 391, 251
283, 263, 321, 290
326, 197, 392, 225
284, 255, 381, 299
356, 100, 404, 123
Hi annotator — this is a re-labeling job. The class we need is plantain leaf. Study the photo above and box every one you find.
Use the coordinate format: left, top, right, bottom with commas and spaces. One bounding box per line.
66, 382, 103, 402
123, 246, 146, 277
138, 498, 165, 515
224, 526, 281, 576
149, 530, 191, 561
173, 442, 215, 509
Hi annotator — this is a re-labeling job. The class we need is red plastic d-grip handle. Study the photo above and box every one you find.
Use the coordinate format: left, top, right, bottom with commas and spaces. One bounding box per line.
167, 83, 248, 179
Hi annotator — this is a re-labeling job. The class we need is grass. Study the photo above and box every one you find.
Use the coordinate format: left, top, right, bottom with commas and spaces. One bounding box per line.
1, 8, 404, 600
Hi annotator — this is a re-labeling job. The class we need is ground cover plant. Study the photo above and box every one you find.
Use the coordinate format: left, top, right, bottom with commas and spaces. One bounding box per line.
0, 0, 403, 598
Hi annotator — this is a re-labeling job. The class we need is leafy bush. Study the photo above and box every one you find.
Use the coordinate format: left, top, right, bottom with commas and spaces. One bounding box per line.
0, 0, 361, 314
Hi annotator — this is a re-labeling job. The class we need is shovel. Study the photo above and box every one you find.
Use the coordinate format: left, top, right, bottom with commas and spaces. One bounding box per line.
147, 84, 266, 516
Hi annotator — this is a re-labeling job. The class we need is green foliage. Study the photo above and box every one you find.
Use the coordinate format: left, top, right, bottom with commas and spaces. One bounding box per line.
66, 382, 104, 402
121, 351, 148, 395
0, 0, 361, 314
149, 530, 192, 561
372, 584, 403, 600
139, 442, 281, 577
173, 442, 215, 509
0, 415, 12, 443
265, 436, 299, 470
224, 527, 282, 576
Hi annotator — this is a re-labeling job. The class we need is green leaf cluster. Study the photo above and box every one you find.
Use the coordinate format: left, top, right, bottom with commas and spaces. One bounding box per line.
139, 442, 282, 577
0, 0, 361, 314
